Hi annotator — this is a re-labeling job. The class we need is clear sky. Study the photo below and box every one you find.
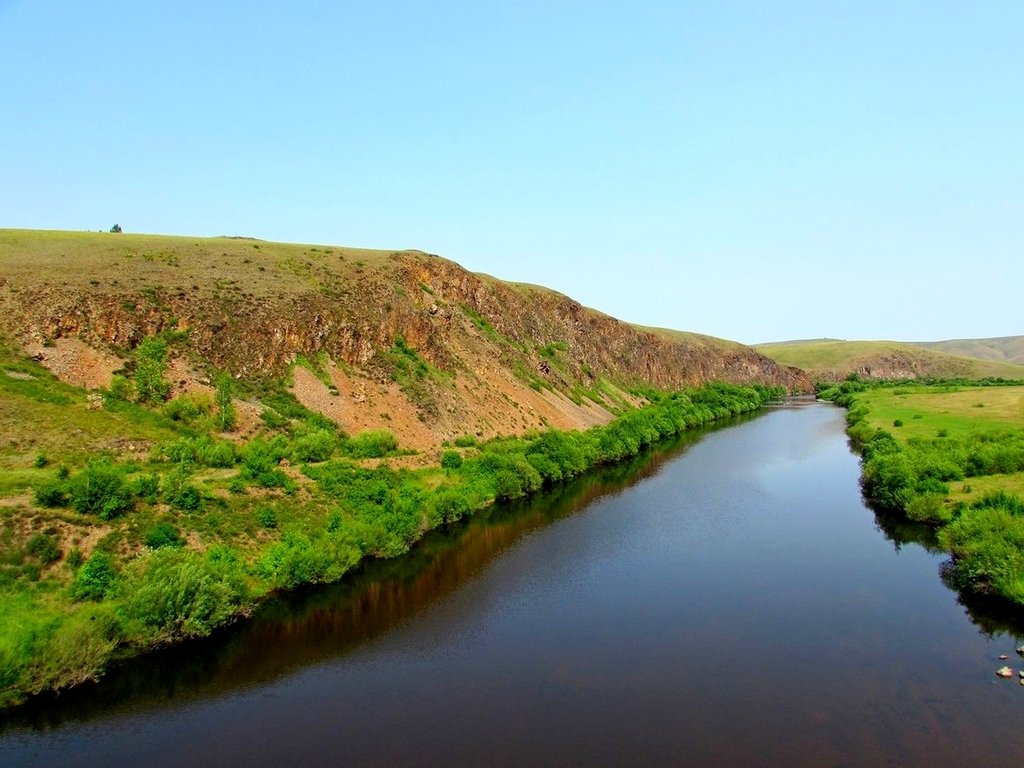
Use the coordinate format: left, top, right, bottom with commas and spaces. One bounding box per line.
2, 1, 1021, 344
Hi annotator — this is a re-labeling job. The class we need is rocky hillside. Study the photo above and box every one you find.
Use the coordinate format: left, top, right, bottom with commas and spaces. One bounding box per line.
755, 338, 1024, 383
0, 229, 808, 449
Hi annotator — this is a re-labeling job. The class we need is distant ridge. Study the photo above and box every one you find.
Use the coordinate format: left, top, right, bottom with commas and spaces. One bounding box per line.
754, 338, 1024, 382
910, 336, 1024, 365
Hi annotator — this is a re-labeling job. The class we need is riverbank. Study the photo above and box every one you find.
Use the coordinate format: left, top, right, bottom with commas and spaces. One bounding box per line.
0, 379, 782, 710
818, 378, 1024, 605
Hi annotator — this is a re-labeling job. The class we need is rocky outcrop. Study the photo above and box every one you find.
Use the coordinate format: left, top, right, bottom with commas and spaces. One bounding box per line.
0, 233, 810, 447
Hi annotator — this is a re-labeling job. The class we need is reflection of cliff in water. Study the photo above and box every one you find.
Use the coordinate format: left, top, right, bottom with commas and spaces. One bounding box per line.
0, 422, 716, 732
871, 505, 1024, 641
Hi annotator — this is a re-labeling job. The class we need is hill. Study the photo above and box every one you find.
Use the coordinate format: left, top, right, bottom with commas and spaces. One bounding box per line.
755, 338, 1024, 382
909, 336, 1024, 365
0, 228, 804, 707
0, 229, 808, 453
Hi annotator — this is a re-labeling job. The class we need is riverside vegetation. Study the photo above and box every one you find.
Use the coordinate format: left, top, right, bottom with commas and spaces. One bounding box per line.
819, 377, 1024, 605
0, 336, 782, 709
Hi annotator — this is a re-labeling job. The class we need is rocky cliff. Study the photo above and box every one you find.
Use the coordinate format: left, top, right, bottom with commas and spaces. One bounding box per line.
0, 230, 810, 449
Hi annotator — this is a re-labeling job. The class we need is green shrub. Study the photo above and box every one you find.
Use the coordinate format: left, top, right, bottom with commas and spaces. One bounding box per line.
26, 533, 61, 564
66, 547, 84, 570
453, 434, 478, 448
71, 552, 116, 601
108, 374, 134, 401
163, 436, 236, 468
144, 521, 184, 549
131, 473, 161, 503
163, 394, 211, 425
34, 481, 68, 508
346, 429, 398, 459
256, 507, 278, 529
133, 337, 171, 404
33, 453, 49, 468
67, 462, 135, 520
440, 450, 463, 470
293, 429, 336, 463
116, 548, 248, 642
214, 374, 237, 431
893, 419, 903, 427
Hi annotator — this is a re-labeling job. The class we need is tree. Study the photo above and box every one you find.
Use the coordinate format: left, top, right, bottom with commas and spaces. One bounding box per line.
134, 337, 170, 404
110, 224, 122, 233
214, 374, 237, 431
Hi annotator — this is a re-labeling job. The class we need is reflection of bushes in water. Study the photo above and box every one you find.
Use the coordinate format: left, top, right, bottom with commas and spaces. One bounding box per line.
871, 508, 943, 554
941, 560, 1024, 640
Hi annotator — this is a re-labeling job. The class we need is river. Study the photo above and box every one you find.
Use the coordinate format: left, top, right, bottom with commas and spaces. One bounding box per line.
3, 401, 1024, 766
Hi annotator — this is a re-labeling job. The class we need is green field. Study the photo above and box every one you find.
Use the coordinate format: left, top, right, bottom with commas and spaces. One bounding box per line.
855, 385, 1024, 441
826, 380, 1024, 606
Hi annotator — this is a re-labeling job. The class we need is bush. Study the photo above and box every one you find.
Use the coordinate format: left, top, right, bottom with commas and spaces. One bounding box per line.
346, 429, 398, 459
133, 337, 171, 404
33, 453, 49, 469
66, 547, 84, 570
108, 375, 133, 401
34, 481, 68, 508
440, 450, 463, 470
256, 507, 278, 529
144, 521, 184, 549
26, 533, 61, 564
131, 473, 161, 503
453, 434, 478, 448
67, 462, 134, 520
214, 374, 237, 431
163, 394, 212, 425
70, 552, 116, 601
116, 548, 248, 642
293, 429, 336, 463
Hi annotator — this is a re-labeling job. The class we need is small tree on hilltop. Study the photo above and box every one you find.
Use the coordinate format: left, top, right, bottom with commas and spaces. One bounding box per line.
110, 224, 122, 233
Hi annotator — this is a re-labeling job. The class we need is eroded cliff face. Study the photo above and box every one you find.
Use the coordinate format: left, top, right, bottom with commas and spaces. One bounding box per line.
0, 236, 809, 449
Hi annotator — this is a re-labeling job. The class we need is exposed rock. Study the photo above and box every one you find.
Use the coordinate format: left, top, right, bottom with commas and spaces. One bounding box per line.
996, 666, 1013, 678
0, 234, 813, 451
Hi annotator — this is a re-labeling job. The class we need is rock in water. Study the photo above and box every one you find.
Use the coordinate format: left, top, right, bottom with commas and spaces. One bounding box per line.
1000, 655, 1009, 660
996, 666, 1013, 678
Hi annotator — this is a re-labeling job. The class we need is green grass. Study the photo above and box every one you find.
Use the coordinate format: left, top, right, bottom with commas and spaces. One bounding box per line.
856, 385, 1024, 441
828, 381, 1024, 608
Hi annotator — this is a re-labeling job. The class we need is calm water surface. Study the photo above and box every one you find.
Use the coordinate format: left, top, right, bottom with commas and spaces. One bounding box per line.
4, 402, 1024, 766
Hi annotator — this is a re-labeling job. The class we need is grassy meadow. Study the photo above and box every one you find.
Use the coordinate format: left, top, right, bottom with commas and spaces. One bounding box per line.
821, 378, 1024, 606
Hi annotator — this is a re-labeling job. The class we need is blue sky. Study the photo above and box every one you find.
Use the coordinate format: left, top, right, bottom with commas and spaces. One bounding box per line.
2, 1, 1021, 344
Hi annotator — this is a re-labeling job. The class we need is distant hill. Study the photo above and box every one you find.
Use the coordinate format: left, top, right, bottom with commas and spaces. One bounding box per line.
0, 229, 808, 453
909, 336, 1024, 365
754, 338, 1024, 382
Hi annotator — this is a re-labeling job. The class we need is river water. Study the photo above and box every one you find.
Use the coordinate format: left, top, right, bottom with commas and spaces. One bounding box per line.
3, 402, 1024, 766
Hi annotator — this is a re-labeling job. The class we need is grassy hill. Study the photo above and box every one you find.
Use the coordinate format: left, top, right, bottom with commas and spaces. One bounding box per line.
755, 338, 1024, 382
910, 336, 1024, 365
0, 229, 807, 454
0, 227, 802, 709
